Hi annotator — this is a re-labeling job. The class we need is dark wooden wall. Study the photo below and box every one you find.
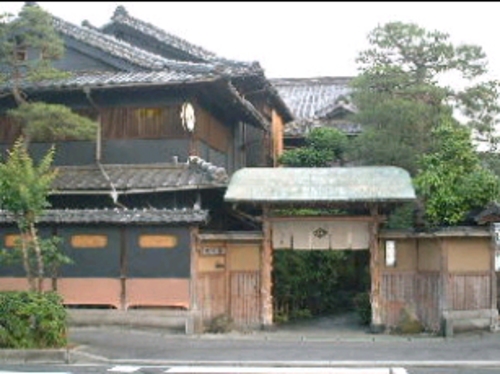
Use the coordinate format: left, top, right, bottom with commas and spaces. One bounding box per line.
0, 101, 249, 170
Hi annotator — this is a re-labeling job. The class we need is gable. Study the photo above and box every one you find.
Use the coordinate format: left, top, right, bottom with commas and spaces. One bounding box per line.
52, 42, 119, 72
101, 6, 219, 64
103, 22, 206, 63
52, 16, 174, 71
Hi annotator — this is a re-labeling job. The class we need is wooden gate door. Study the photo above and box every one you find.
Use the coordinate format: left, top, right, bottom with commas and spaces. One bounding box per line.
227, 243, 261, 327
196, 242, 227, 322
196, 240, 262, 327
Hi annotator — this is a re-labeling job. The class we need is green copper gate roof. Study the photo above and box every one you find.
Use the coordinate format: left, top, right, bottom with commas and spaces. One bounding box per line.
224, 166, 416, 204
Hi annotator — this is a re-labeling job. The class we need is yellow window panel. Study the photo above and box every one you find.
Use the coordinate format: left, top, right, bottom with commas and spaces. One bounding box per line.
71, 235, 108, 248
139, 235, 178, 249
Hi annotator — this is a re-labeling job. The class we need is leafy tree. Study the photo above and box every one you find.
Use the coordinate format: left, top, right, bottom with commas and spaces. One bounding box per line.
350, 21, 500, 175
0, 3, 97, 145
414, 117, 500, 226
0, 4, 95, 291
279, 127, 349, 167
0, 138, 67, 292
7, 102, 97, 143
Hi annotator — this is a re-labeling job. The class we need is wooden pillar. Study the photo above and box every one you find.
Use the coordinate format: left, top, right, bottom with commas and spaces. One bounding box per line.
369, 204, 383, 332
489, 224, 498, 329
439, 238, 451, 335
119, 227, 127, 310
261, 205, 273, 328
186, 226, 202, 334
271, 109, 284, 167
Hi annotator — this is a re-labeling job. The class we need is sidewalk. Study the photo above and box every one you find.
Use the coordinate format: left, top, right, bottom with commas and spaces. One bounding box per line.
1, 312, 499, 366
66, 322, 500, 366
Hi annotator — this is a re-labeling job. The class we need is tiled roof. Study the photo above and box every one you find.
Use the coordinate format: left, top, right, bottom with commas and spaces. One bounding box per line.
104, 5, 259, 73
98, 6, 294, 121
475, 202, 500, 224
225, 166, 416, 204
0, 71, 269, 130
54, 15, 254, 77
285, 120, 363, 137
52, 159, 228, 194
5, 4, 290, 129
271, 77, 354, 119
9, 70, 219, 92
271, 77, 358, 137
0, 208, 208, 224
53, 16, 174, 71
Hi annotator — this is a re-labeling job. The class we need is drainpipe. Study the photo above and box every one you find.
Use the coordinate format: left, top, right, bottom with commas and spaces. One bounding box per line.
83, 87, 121, 206
82, 87, 102, 162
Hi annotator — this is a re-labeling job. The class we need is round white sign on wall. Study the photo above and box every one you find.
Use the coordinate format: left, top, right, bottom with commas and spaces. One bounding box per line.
181, 102, 196, 132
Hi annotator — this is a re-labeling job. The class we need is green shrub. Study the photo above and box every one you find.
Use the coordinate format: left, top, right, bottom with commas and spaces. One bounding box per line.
397, 306, 424, 334
289, 308, 312, 320
272, 250, 370, 322
0, 291, 67, 348
353, 292, 371, 325
205, 314, 233, 333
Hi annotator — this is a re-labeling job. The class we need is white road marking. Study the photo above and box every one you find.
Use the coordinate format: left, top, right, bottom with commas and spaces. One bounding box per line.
107, 366, 142, 373
390, 369, 408, 374
0, 372, 71, 374
163, 367, 398, 374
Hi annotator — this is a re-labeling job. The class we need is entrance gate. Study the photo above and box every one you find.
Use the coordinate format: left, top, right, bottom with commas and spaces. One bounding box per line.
223, 166, 416, 330
195, 234, 262, 327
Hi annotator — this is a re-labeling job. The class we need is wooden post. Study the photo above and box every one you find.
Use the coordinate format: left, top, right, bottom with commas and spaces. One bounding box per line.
261, 205, 273, 328
369, 204, 383, 332
440, 238, 451, 336
119, 227, 127, 310
271, 109, 284, 167
489, 224, 498, 330
186, 226, 202, 334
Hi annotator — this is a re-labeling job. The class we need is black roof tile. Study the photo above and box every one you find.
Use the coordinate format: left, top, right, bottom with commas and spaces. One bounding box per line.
52, 158, 228, 194
0, 208, 208, 224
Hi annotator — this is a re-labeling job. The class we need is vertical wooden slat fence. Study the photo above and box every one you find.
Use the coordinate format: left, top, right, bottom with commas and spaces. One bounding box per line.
449, 273, 491, 310
229, 271, 260, 327
196, 272, 226, 322
382, 271, 441, 331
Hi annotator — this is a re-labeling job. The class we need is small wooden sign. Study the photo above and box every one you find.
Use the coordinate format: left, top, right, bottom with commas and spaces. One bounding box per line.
201, 247, 225, 256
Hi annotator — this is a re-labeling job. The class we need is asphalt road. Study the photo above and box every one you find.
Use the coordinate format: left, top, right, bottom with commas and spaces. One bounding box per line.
2, 323, 500, 374
1, 364, 500, 374
69, 326, 500, 363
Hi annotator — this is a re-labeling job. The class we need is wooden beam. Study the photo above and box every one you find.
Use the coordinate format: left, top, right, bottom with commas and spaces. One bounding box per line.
261, 205, 273, 328
369, 204, 383, 332
268, 215, 385, 223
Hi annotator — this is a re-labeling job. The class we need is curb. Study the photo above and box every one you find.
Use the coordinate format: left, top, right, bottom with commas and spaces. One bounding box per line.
0, 348, 70, 364
99, 359, 500, 368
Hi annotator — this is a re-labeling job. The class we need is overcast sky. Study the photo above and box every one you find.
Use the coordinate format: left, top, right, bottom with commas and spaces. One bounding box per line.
2, 2, 500, 82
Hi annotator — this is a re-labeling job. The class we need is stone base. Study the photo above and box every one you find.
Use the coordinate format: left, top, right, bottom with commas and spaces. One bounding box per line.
185, 309, 203, 335
370, 323, 385, 334
442, 309, 498, 337
260, 323, 277, 332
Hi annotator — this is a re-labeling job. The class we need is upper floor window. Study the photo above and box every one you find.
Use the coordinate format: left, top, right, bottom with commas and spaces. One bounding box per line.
135, 108, 163, 122
14, 47, 27, 62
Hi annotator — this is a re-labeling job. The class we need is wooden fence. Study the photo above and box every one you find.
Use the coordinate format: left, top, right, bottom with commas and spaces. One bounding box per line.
449, 273, 491, 310
382, 271, 441, 331
196, 271, 260, 327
